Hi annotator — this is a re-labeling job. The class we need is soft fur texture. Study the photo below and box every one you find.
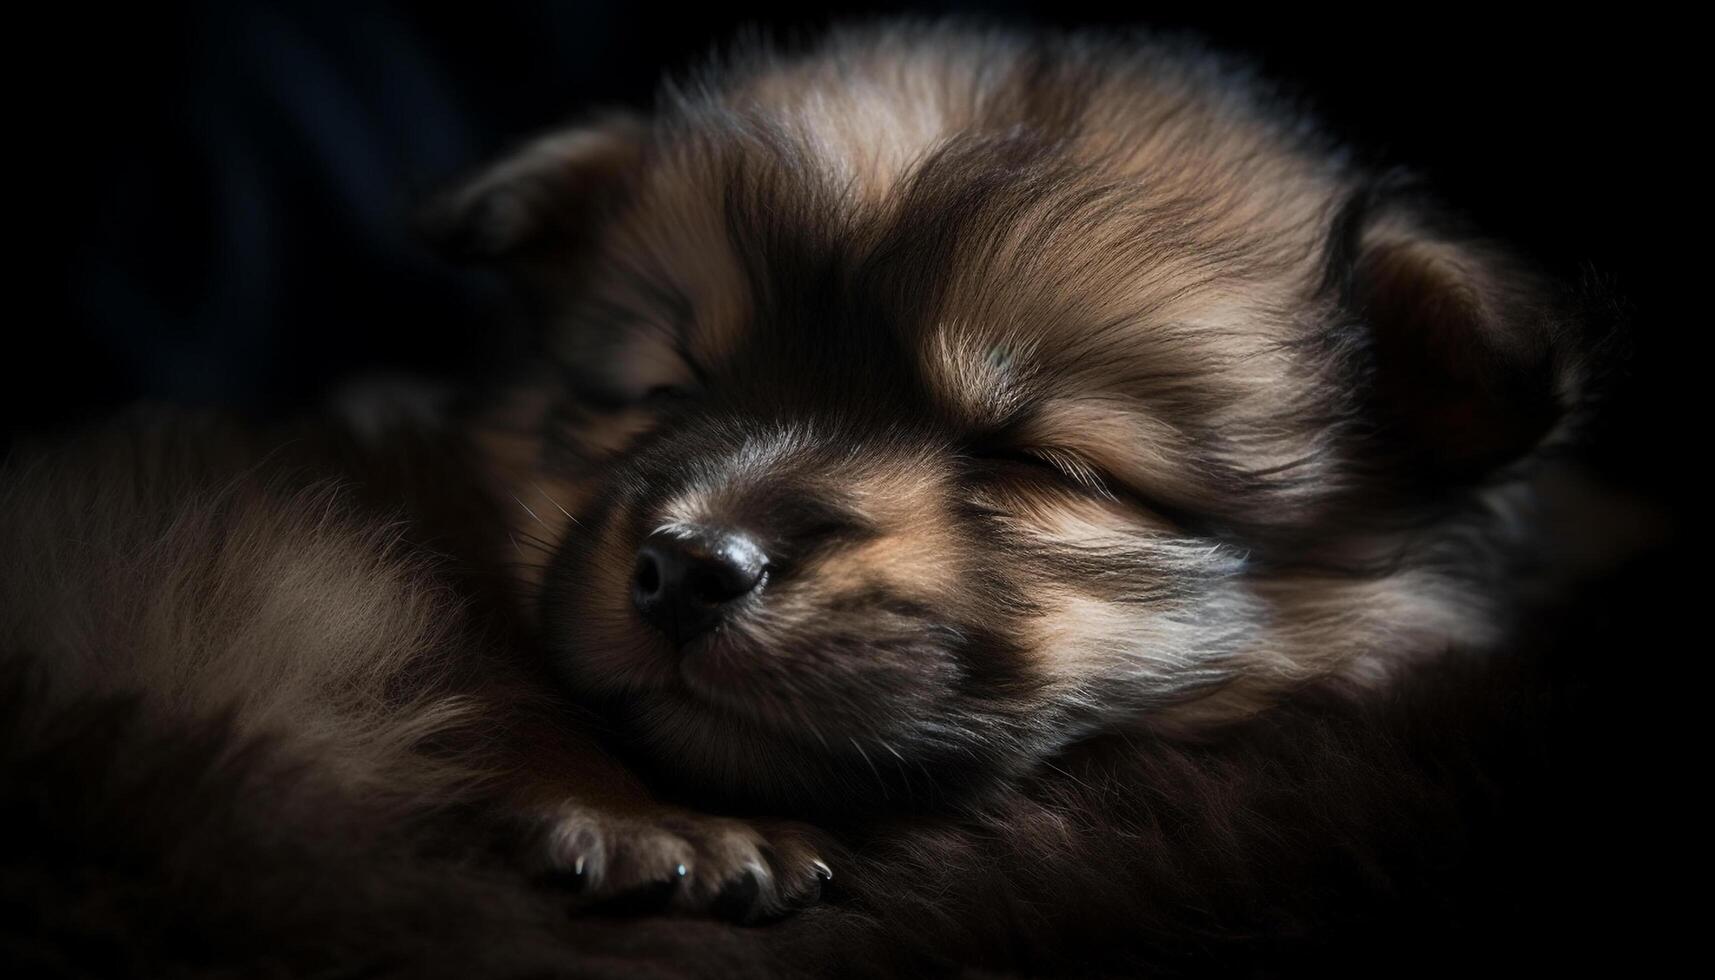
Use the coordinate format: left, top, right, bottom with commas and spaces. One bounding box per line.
442, 23, 1623, 813
1, 22, 1662, 978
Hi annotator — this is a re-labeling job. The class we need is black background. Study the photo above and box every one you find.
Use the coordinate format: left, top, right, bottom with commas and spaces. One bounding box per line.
15, 4, 1686, 460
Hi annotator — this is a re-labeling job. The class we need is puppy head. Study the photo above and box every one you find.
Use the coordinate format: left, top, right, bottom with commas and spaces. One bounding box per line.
437, 28, 1598, 813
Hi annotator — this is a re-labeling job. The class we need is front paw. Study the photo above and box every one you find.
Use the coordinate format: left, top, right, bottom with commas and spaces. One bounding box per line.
526, 804, 832, 922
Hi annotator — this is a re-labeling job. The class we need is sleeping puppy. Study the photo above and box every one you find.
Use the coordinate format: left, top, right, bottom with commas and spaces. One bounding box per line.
437, 23, 1616, 817
1, 22, 1629, 961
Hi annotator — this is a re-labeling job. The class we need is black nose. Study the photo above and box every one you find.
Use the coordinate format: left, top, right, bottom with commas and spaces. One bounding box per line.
632, 526, 767, 644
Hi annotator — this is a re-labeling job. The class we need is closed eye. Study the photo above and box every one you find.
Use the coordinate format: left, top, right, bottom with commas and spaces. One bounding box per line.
566, 374, 699, 412
641, 384, 696, 406
980, 446, 1221, 539
971, 442, 1218, 537
974, 446, 1116, 499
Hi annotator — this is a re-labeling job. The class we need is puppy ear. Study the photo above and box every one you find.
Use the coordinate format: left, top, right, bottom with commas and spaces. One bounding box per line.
1337, 183, 1591, 482
418, 114, 644, 263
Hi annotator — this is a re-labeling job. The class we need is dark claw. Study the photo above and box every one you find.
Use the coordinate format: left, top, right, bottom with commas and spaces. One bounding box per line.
796, 860, 832, 907
710, 868, 763, 923
803, 859, 837, 905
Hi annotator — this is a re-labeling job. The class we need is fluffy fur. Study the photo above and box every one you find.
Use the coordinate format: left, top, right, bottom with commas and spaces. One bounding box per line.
437, 24, 1619, 813
2, 21, 1653, 978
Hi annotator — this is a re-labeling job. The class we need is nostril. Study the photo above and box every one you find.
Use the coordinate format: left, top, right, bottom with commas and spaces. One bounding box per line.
633, 551, 662, 598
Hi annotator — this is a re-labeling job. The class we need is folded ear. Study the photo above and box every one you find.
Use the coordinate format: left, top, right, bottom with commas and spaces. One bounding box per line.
1336, 183, 1592, 483
418, 113, 644, 263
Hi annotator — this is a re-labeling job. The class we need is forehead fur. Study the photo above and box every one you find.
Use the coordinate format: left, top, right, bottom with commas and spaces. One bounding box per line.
567, 25, 1372, 526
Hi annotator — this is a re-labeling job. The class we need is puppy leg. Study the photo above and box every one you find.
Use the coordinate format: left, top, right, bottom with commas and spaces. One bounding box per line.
496, 718, 832, 922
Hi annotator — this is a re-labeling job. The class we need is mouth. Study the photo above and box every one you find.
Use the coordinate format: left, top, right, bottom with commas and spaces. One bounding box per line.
598, 619, 881, 750
667, 632, 760, 707
545, 591, 811, 743
543, 513, 1014, 802
548, 584, 1039, 813
659, 632, 828, 740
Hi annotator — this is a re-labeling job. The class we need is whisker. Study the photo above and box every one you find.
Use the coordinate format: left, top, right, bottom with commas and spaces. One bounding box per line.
848, 736, 889, 800
508, 491, 546, 529
530, 481, 582, 528
513, 530, 559, 552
